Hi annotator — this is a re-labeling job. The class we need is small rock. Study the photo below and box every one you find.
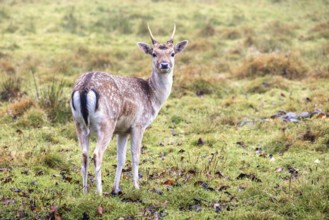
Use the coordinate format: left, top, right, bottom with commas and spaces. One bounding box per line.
155, 188, 163, 195
275, 167, 283, 173
289, 118, 301, 123
196, 90, 204, 97
255, 147, 264, 154
298, 112, 311, 119
271, 110, 286, 119
197, 138, 205, 145
287, 166, 298, 178
159, 210, 168, 218
153, 211, 159, 220
31, 180, 38, 186
262, 82, 270, 87
284, 112, 298, 120
236, 141, 246, 148
191, 205, 201, 212
1, 198, 16, 205
21, 170, 29, 175
217, 185, 229, 191
304, 97, 312, 102
238, 117, 254, 127
214, 203, 221, 213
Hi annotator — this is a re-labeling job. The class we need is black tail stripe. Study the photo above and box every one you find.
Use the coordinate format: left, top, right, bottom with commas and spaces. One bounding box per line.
91, 88, 99, 111
71, 91, 76, 111
80, 89, 89, 126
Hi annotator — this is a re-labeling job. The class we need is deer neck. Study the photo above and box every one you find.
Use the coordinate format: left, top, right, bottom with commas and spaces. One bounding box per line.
148, 67, 173, 110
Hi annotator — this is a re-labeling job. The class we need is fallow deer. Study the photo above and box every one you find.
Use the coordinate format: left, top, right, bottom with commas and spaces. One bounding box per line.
70, 25, 188, 195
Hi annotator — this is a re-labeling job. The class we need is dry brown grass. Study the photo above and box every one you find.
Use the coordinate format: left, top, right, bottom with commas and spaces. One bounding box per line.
323, 42, 329, 56
0, 146, 15, 167
232, 52, 308, 79
198, 23, 216, 37
245, 75, 288, 94
6, 97, 34, 118
17, 107, 48, 128
311, 21, 329, 33
48, 46, 115, 75
188, 39, 214, 52
309, 69, 329, 79
173, 64, 230, 97
220, 28, 242, 40
0, 58, 15, 74
266, 21, 297, 37
209, 112, 238, 126
305, 21, 329, 40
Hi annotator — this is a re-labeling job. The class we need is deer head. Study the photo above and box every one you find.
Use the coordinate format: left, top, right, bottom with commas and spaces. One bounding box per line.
137, 25, 188, 74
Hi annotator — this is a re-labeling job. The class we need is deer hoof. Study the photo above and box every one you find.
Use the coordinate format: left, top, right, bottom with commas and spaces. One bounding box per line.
111, 187, 122, 196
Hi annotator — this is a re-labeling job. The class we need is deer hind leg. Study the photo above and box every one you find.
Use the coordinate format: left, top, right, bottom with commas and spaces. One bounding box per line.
130, 126, 145, 190
112, 133, 128, 194
75, 122, 90, 193
93, 121, 115, 195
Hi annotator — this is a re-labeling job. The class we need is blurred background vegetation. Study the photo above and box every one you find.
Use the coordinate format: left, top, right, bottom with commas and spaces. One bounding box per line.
0, 0, 328, 219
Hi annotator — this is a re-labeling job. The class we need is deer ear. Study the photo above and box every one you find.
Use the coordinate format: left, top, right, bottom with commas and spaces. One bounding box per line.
137, 42, 152, 55
174, 40, 188, 53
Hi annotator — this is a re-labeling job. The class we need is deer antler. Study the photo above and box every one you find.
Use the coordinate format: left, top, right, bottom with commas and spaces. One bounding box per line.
148, 24, 158, 45
167, 24, 176, 44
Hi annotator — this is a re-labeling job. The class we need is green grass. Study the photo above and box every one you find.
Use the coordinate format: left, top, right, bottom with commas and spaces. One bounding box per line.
0, 0, 329, 219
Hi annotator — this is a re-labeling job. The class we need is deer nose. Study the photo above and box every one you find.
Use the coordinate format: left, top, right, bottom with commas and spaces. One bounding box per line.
160, 62, 169, 69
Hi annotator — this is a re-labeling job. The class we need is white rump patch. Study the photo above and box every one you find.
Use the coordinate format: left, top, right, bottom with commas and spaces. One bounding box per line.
87, 90, 97, 115
87, 90, 103, 131
71, 91, 82, 119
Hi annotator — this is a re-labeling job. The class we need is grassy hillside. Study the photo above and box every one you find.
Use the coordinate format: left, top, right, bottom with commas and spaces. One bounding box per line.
0, 0, 328, 219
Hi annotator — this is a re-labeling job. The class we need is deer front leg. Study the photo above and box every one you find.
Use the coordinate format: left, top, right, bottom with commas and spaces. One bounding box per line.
75, 122, 90, 193
93, 122, 114, 195
112, 134, 128, 194
130, 126, 145, 190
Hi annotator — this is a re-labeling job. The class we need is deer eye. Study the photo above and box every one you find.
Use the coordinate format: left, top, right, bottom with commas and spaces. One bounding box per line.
152, 53, 157, 58
171, 52, 175, 57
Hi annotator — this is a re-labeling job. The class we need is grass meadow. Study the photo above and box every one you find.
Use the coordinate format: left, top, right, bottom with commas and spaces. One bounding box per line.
0, 0, 328, 219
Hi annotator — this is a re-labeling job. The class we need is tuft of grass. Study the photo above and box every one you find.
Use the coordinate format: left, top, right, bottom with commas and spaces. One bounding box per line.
253, 37, 286, 53
220, 28, 242, 40
0, 77, 22, 101
233, 53, 308, 80
6, 97, 34, 118
245, 76, 288, 94
38, 80, 71, 123
309, 21, 329, 39
41, 152, 68, 170
16, 107, 48, 128
266, 21, 297, 38
198, 22, 216, 37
